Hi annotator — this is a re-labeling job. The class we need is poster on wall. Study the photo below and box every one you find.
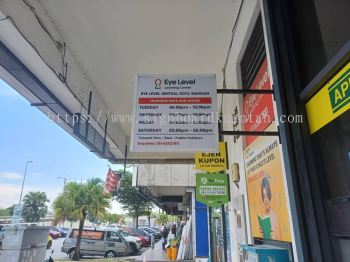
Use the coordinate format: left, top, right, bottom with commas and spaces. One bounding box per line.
243, 58, 275, 147
244, 125, 292, 242
131, 74, 218, 152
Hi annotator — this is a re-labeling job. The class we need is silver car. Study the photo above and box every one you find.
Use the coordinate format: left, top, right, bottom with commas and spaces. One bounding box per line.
61, 228, 131, 258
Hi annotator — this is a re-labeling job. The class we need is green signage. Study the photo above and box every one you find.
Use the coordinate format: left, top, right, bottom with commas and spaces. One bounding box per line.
196, 173, 229, 207
328, 67, 350, 113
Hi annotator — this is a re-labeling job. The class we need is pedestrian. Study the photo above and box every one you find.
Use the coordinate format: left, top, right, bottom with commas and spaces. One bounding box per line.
151, 233, 155, 249
162, 225, 169, 250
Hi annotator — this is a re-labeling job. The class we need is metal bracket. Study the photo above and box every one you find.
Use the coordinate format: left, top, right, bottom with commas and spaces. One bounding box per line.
217, 88, 280, 138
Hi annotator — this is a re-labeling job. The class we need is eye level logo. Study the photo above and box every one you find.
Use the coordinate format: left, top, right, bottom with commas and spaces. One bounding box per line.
154, 79, 162, 89
201, 177, 208, 184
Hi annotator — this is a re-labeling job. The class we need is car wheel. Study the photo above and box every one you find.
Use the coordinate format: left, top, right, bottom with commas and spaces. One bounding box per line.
130, 243, 138, 254
68, 248, 75, 259
105, 250, 117, 258
47, 240, 52, 249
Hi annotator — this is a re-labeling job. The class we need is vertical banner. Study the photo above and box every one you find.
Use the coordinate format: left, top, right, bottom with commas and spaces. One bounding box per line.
243, 58, 275, 146
103, 168, 120, 194
244, 128, 292, 242
131, 74, 218, 152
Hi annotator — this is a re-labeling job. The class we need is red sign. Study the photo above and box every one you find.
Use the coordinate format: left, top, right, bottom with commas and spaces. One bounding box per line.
138, 97, 211, 104
103, 168, 120, 194
243, 58, 274, 146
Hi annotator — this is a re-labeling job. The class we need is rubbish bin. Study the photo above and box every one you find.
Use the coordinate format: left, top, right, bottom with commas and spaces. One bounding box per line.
0, 224, 50, 262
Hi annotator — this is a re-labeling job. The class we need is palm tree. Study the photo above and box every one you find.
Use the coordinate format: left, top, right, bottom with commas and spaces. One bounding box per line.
53, 178, 110, 260
22, 192, 49, 222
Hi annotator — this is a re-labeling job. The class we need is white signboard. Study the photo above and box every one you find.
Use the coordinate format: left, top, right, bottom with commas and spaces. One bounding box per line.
131, 75, 218, 152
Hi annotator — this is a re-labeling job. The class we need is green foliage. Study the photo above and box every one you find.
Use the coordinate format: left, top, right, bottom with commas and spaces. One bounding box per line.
0, 208, 10, 216
102, 213, 126, 225
0, 205, 16, 216
53, 178, 110, 223
156, 212, 169, 225
22, 192, 49, 222
113, 170, 153, 227
7, 205, 15, 216
53, 178, 111, 260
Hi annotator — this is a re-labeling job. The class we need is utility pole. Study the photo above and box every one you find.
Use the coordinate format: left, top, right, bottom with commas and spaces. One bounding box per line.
19, 160, 33, 204
57, 176, 72, 190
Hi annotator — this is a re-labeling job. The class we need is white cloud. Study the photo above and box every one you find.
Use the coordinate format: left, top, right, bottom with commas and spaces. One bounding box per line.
0, 184, 21, 208
0, 183, 61, 210
0, 87, 20, 98
0, 172, 22, 180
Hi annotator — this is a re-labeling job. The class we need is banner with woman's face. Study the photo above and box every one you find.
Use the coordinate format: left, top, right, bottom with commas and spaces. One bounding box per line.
244, 125, 292, 242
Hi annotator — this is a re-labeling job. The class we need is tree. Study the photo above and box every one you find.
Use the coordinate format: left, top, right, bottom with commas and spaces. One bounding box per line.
0, 208, 10, 216
113, 171, 153, 228
7, 205, 15, 216
156, 212, 169, 225
53, 178, 110, 260
22, 192, 49, 222
102, 213, 126, 225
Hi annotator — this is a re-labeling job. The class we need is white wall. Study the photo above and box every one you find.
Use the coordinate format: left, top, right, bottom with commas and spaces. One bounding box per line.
222, 0, 300, 259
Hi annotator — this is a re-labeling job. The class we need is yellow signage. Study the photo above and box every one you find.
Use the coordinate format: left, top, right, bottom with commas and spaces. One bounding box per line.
195, 142, 228, 172
306, 61, 350, 134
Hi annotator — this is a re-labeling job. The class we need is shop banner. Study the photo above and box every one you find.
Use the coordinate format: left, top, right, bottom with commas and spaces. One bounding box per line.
195, 142, 228, 172
244, 127, 292, 242
131, 74, 218, 152
196, 173, 229, 207
243, 58, 275, 146
306, 61, 350, 134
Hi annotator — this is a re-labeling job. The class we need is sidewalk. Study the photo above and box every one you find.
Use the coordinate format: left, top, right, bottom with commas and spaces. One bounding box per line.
135, 240, 169, 262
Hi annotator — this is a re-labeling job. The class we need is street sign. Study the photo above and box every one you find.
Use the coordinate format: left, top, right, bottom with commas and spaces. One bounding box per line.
131, 74, 218, 152
195, 142, 228, 172
11, 204, 23, 224
196, 173, 229, 207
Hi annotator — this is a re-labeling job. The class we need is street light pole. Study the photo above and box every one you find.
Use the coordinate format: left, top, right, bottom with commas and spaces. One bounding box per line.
18, 160, 33, 204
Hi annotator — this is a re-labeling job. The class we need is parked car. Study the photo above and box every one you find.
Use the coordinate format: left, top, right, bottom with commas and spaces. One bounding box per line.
117, 230, 142, 253
55, 226, 70, 237
122, 230, 150, 246
61, 228, 131, 258
132, 227, 153, 241
139, 226, 162, 240
49, 229, 61, 239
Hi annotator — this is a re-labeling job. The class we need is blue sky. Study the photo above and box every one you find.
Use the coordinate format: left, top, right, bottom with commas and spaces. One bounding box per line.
0, 79, 123, 212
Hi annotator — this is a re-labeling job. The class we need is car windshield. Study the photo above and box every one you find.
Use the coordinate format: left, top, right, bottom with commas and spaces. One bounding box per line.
121, 231, 130, 237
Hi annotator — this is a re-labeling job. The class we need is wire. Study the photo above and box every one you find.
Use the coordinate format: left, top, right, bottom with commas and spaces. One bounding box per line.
0, 16, 76, 96
22, 0, 62, 49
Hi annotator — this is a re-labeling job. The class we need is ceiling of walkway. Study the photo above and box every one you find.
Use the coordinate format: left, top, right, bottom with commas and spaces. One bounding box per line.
36, 0, 236, 161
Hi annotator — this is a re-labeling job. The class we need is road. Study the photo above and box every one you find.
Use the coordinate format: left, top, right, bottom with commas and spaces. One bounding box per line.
46, 238, 148, 260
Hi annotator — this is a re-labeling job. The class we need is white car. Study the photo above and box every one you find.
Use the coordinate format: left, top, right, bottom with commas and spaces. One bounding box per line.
120, 231, 142, 253
101, 226, 142, 254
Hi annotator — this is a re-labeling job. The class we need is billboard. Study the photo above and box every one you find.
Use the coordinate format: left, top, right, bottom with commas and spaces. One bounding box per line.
244, 126, 292, 242
131, 75, 218, 152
